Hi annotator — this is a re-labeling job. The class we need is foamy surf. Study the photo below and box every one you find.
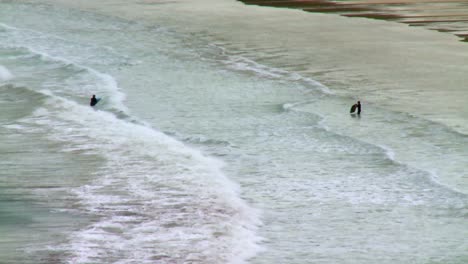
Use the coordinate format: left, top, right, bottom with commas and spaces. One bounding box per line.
0, 64, 13, 81
2, 1, 467, 263
13, 92, 262, 263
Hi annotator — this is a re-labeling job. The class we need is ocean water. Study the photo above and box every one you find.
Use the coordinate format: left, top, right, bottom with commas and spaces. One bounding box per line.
1, 0, 467, 263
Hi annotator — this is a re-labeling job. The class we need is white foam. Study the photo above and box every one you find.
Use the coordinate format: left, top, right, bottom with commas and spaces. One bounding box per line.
0, 65, 13, 81
282, 100, 315, 112
378, 144, 396, 161
2, 124, 24, 130
0, 22, 16, 31
215, 45, 333, 94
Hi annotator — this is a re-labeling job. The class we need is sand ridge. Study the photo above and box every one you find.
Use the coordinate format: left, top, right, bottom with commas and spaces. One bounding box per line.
238, 0, 468, 42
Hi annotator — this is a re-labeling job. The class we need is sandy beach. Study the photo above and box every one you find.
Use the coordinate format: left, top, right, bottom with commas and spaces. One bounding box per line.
239, 0, 468, 41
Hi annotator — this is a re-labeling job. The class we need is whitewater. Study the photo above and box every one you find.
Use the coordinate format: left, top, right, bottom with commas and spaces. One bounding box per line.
0, 0, 467, 263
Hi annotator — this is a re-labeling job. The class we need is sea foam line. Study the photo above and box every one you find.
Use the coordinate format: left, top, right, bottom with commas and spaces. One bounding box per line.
211, 43, 333, 94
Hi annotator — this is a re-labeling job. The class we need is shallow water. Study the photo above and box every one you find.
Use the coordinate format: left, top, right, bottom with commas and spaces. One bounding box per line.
1, 0, 467, 263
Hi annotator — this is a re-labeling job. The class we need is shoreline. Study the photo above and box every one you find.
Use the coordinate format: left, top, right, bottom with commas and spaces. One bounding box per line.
238, 0, 468, 42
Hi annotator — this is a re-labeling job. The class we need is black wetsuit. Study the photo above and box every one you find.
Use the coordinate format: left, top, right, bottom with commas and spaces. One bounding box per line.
90, 97, 98, 106
357, 103, 361, 115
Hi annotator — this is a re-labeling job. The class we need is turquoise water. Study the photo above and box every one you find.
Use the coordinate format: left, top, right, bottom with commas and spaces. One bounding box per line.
1, 1, 467, 263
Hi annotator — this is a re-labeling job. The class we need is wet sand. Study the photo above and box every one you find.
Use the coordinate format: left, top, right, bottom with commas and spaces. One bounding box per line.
238, 0, 468, 42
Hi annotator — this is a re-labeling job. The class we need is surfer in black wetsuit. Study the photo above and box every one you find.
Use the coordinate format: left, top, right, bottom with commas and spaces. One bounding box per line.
350, 101, 361, 115
90, 94, 98, 106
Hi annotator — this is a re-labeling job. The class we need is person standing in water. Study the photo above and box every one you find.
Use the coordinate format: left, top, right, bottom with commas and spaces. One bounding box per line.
90, 94, 98, 106
350, 101, 361, 115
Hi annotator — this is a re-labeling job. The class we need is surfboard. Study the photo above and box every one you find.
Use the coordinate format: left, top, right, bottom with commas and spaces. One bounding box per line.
91, 97, 101, 107
350, 104, 357, 113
